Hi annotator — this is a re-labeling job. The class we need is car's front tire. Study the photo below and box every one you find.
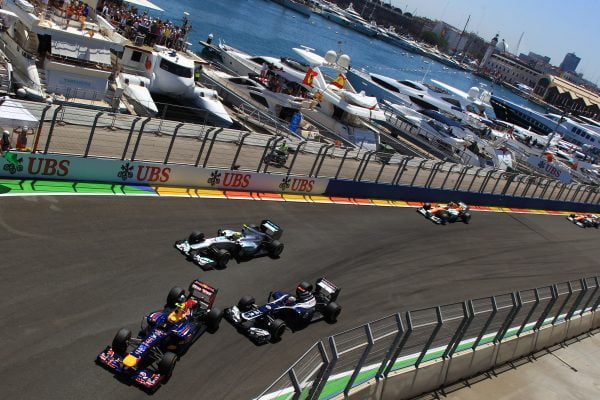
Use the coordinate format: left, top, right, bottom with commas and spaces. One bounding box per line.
267, 240, 284, 258
166, 287, 185, 308
323, 302, 341, 323
206, 307, 224, 333
112, 328, 131, 355
157, 351, 177, 377
268, 319, 286, 342
215, 249, 231, 269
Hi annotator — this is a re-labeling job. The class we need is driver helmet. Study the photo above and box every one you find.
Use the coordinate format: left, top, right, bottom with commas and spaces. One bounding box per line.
167, 302, 186, 323
296, 281, 313, 298
285, 296, 296, 306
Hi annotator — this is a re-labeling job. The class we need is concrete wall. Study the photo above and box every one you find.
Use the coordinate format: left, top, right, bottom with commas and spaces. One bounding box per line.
357, 311, 599, 400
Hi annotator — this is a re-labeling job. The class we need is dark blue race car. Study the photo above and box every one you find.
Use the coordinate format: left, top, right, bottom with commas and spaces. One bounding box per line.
97, 280, 223, 392
225, 278, 341, 345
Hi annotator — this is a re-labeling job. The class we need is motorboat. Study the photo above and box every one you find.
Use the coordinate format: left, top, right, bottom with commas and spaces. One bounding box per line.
119, 45, 233, 127
270, 0, 312, 17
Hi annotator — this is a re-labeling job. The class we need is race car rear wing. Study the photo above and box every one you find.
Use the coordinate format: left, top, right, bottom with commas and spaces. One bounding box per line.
189, 280, 218, 309
316, 277, 340, 302
261, 219, 283, 240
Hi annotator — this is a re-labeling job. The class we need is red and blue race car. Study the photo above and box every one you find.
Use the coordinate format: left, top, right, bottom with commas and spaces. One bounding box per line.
97, 280, 223, 392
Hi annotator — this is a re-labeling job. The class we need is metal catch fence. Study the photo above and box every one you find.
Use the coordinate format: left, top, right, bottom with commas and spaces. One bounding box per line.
2, 99, 600, 205
256, 276, 600, 400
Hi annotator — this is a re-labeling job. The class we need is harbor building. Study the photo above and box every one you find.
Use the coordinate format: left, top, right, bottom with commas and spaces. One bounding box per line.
559, 52, 581, 72
534, 75, 600, 120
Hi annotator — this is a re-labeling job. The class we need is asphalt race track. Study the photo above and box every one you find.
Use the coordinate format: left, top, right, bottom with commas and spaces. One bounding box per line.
0, 196, 598, 400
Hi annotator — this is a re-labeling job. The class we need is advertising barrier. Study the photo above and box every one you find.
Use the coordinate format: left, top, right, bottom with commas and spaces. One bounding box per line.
0, 151, 329, 195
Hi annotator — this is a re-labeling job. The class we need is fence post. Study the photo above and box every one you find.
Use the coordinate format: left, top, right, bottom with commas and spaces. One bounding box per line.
415, 307, 443, 367
164, 123, 184, 164
230, 132, 251, 170
42, 105, 64, 154
556, 183, 568, 201
566, 279, 587, 319
490, 172, 507, 194
539, 179, 553, 198
262, 136, 284, 173
309, 144, 329, 177
121, 117, 142, 160
425, 161, 444, 188
547, 180, 561, 199
376, 313, 404, 379
511, 175, 527, 196
357, 151, 375, 182
393, 156, 413, 185
353, 151, 372, 181
194, 127, 215, 167
83, 111, 104, 157
529, 177, 545, 198
440, 164, 458, 190
478, 169, 495, 193
443, 301, 471, 358
32, 104, 52, 153
453, 165, 473, 191
375, 157, 388, 183
494, 292, 520, 342
256, 136, 280, 172
551, 283, 573, 324
287, 140, 307, 177
305, 341, 331, 400
130, 117, 153, 161
343, 324, 375, 397
534, 285, 558, 330
308, 337, 339, 400
203, 128, 225, 168
383, 312, 413, 377
334, 148, 351, 180
516, 289, 540, 336
581, 277, 600, 314
466, 167, 484, 192
472, 297, 497, 349
500, 173, 517, 195
315, 144, 334, 178
409, 159, 428, 187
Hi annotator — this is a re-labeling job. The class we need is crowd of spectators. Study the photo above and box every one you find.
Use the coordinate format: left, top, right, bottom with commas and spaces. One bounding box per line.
99, 0, 191, 50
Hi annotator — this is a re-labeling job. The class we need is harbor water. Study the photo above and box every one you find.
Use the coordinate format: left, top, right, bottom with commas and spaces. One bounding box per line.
154, 0, 545, 113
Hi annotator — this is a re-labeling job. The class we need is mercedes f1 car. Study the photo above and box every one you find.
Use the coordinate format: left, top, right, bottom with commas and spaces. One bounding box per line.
567, 214, 599, 228
97, 280, 223, 392
417, 202, 471, 225
224, 278, 341, 345
174, 220, 284, 269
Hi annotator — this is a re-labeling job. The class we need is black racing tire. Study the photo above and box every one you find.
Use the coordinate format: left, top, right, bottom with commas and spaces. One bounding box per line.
188, 231, 204, 244
157, 351, 177, 377
267, 240, 284, 258
238, 295, 255, 312
166, 287, 185, 308
323, 302, 342, 323
112, 328, 131, 355
215, 249, 231, 269
462, 213, 471, 224
206, 307, 224, 333
268, 319, 286, 342
440, 211, 450, 225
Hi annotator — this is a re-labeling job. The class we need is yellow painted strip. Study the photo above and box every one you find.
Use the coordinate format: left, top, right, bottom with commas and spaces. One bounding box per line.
307, 195, 333, 203
282, 194, 310, 201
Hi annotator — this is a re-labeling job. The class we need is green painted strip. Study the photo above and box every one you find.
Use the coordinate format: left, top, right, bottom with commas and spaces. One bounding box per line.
0, 179, 154, 195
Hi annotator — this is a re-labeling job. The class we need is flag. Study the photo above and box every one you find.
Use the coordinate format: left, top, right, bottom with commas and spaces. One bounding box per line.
302, 67, 318, 87
330, 73, 346, 89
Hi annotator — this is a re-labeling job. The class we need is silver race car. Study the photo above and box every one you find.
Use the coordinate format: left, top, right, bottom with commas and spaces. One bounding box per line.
174, 220, 284, 269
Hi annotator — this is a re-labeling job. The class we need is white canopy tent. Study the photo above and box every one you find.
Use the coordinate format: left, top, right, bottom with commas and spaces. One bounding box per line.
0, 98, 39, 130
122, 0, 164, 12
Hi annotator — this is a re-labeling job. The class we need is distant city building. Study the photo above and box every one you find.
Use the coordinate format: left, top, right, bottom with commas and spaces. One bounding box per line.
432, 21, 466, 53
535, 75, 600, 119
479, 34, 541, 87
559, 52, 581, 72
518, 52, 555, 74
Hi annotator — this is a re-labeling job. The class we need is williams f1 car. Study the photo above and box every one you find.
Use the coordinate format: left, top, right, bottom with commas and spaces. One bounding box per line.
224, 278, 341, 345
97, 280, 223, 392
174, 220, 284, 269
567, 214, 599, 228
417, 202, 471, 225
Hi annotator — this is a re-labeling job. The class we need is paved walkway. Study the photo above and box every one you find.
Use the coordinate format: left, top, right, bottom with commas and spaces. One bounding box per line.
433, 329, 600, 400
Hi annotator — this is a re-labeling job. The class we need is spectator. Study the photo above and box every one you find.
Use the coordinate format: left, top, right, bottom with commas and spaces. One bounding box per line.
1, 129, 11, 154
16, 126, 28, 151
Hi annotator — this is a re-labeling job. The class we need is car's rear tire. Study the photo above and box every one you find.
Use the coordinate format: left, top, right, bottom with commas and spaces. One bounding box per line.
167, 287, 185, 308
238, 296, 255, 312
268, 319, 286, 342
440, 211, 450, 225
423, 203, 432, 210
323, 302, 341, 323
188, 231, 204, 244
462, 213, 471, 224
157, 351, 177, 377
206, 307, 224, 333
112, 328, 131, 355
215, 249, 231, 269
267, 240, 284, 258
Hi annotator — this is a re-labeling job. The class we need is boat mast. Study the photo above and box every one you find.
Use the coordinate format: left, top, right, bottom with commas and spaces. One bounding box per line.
453, 14, 471, 57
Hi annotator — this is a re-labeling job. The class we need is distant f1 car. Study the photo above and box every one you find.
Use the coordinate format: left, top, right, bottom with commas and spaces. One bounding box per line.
174, 220, 284, 269
97, 280, 223, 392
417, 202, 471, 225
224, 278, 341, 345
567, 214, 599, 228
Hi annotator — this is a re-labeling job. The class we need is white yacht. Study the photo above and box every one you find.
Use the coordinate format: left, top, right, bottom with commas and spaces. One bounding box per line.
211, 42, 384, 149
0, 0, 125, 105
119, 44, 232, 127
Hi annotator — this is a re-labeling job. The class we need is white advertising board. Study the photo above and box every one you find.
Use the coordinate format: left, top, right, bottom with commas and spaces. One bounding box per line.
526, 155, 572, 184
0, 152, 329, 194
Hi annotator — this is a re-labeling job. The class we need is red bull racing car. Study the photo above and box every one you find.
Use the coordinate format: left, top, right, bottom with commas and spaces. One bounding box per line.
97, 280, 223, 392
417, 201, 471, 225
